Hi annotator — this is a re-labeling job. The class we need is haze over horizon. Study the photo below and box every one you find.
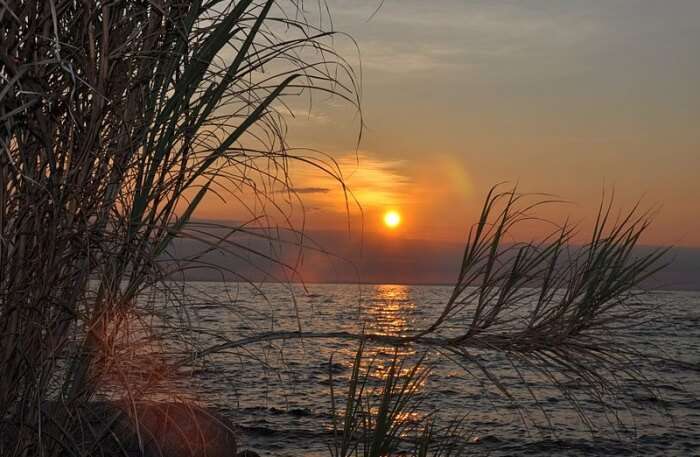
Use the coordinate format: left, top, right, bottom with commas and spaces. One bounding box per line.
187, 0, 700, 285
172, 224, 700, 290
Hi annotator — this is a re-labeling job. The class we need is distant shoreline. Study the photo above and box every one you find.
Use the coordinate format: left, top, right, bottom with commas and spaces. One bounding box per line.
166, 234, 700, 290
163, 278, 700, 292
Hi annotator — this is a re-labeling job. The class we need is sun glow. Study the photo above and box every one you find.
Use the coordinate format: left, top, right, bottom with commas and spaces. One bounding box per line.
383, 210, 401, 229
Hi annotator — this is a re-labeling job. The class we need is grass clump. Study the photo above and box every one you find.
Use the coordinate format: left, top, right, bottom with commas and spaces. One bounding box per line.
329, 341, 471, 457
1, 1, 356, 454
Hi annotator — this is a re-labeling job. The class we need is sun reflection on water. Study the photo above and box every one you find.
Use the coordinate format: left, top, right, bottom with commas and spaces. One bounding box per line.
348, 293, 431, 445
364, 284, 415, 337
355, 284, 428, 415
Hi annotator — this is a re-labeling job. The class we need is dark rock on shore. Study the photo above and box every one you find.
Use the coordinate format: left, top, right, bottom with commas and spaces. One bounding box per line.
116, 401, 238, 457
12, 401, 238, 457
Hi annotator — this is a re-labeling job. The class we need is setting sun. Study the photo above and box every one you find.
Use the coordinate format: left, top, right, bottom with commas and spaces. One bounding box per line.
383, 210, 401, 229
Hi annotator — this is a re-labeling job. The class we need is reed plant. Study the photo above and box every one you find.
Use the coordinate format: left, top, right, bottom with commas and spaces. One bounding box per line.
1, 1, 356, 455
319, 187, 668, 456
328, 341, 474, 457
329, 341, 431, 457
199, 186, 669, 452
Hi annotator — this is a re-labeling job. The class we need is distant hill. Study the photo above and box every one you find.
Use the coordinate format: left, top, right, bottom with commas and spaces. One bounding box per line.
165, 225, 700, 290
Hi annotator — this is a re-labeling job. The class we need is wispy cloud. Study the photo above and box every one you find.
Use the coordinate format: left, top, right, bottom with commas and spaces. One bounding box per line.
290, 152, 412, 212
288, 187, 331, 194
331, 0, 600, 74
282, 107, 330, 124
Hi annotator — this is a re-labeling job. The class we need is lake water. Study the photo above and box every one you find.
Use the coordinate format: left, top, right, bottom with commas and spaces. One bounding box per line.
121, 283, 700, 456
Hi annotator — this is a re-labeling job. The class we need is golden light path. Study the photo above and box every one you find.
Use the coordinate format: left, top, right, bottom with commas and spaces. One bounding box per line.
383, 210, 401, 229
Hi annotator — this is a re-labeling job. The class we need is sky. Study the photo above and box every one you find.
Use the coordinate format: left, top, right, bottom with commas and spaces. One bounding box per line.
192, 1, 700, 285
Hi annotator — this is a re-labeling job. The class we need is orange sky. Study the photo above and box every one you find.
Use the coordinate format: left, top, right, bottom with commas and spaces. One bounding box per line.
195, 0, 700, 248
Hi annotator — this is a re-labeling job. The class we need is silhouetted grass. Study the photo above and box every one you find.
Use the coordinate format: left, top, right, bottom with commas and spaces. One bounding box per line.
1, 1, 356, 455
196, 185, 669, 451
1, 0, 673, 455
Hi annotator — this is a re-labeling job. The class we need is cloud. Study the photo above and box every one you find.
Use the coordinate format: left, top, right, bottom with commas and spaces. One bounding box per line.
288, 187, 332, 194
331, 153, 412, 208
287, 151, 412, 212
330, 0, 601, 76
283, 107, 330, 124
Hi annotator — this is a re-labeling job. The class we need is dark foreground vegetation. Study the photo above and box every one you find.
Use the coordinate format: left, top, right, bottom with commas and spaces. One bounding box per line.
0, 1, 674, 456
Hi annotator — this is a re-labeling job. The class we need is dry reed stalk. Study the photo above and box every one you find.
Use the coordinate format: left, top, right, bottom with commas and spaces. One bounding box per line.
1, 1, 357, 455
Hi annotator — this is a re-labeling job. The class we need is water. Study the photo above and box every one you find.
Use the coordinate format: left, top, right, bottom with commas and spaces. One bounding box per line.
115, 283, 700, 456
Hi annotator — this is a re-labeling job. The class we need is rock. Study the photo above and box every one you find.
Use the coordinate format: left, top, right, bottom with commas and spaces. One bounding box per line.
287, 407, 312, 417
36, 401, 237, 457
121, 401, 238, 457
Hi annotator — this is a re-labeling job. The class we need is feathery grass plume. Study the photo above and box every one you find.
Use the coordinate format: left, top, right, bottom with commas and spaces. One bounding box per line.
195, 184, 669, 441
329, 341, 432, 457
0, 1, 357, 454
420, 185, 669, 430
329, 342, 474, 457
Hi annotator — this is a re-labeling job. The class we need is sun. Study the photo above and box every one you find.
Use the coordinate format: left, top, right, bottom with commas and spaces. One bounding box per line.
383, 210, 401, 229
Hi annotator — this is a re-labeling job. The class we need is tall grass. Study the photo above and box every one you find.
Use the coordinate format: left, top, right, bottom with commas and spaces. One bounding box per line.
318, 187, 668, 456
1, 1, 356, 455
196, 186, 669, 448
329, 341, 431, 457
328, 342, 473, 457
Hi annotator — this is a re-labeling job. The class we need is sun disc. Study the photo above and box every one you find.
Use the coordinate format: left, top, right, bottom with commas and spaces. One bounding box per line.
384, 210, 401, 229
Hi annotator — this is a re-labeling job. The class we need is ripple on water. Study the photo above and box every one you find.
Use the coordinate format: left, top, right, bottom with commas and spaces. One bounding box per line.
161, 284, 700, 456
